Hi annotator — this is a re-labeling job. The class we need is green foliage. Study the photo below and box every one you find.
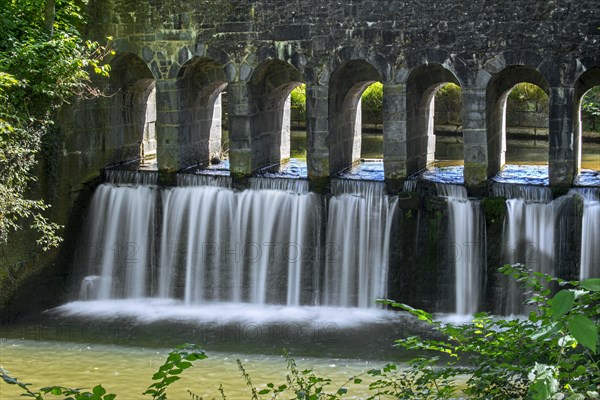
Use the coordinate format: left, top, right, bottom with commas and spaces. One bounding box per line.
386, 264, 600, 400
434, 83, 462, 112
507, 82, 548, 113
582, 86, 600, 131
365, 358, 461, 400
232, 350, 352, 400
290, 84, 306, 122
1, 367, 117, 400
0, 0, 110, 248
145, 343, 207, 400
361, 82, 383, 124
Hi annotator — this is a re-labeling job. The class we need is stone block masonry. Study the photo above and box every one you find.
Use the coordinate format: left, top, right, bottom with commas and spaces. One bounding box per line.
70, 0, 600, 191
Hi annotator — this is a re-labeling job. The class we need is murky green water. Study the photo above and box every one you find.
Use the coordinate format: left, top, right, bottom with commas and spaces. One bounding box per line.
0, 339, 383, 399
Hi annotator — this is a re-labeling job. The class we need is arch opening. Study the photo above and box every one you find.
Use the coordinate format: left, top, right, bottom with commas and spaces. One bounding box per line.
504, 83, 549, 165
178, 57, 228, 169
329, 60, 382, 176
360, 82, 384, 160
433, 83, 463, 165
575, 67, 600, 174
108, 53, 157, 167
249, 60, 305, 172
486, 66, 550, 178
406, 64, 461, 175
289, 84, 308, 161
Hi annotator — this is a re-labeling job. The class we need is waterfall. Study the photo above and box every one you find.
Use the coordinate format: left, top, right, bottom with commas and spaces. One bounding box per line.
78, 177, 332, 306
496, 184, 558, 315
177, 173, 232, 188
78, 176, 396, 309
158, 185, 236, 302
249, 177, 309, 194
573, 189, 600, 280
78, 184, 156, 299
324, 180, 398, 308
402, 179, 418, 193
232, 179, 321, 305
104, 169, 158, 185
436, 184, 484, 315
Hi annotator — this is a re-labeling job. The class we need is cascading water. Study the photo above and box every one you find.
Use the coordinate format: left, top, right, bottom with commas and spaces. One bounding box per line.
231, 178, 321, 305
436, 184, 484, 315
158, 184, 236, 303
77, 173, 396, 311
104, 169, 159, 185
493, 184, 559, 315
77, 184, 157, 300
177, 173, 232, 188
324, 180, 398, 308
573, 188, 600, 280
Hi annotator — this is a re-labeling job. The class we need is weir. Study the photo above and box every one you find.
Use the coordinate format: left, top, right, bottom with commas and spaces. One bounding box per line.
73, 167, 599, 318
76, 172, 397, 310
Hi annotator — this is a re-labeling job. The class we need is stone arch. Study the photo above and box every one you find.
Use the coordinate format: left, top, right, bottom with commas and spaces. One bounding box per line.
328, 59, 383, 175
574, 65, 600, 172
405, 63, 462, 174
249, 59, 305, 169
177, 57, 228, 168
331, 45, 393, 83
107, 52, 157, 164
401, 49, 469, 84
486, 65, 551, 176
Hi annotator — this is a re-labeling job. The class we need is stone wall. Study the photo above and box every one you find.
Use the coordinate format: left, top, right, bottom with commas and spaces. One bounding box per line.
2, 0, 600, 318
70, 0, 600, 192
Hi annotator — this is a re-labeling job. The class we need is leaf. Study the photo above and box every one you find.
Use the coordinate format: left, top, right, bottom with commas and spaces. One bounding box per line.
174, 361, 192, 370
93, 385, 106, 396
152, 371, 165, 380
337, 388, 348, 395
580, 278, 600, 292
551, 290, 574, 321
567, 315, 598, 353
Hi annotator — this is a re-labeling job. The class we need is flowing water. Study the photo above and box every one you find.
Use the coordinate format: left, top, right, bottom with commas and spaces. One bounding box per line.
492, 184, 570, 315
4, 164, 600, 399
436, 184, 485, 315
572, 188, 600, 280
324, 181, 398, 308
75, 175, 396, 311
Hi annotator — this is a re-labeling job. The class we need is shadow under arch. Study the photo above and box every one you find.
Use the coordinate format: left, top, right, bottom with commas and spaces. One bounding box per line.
328, 59, 382, 176
405, 63, 462, 175
177, 57, 228, 169
107, 52, 157, 164
248, 59, 305, 171
486, 66, 551, 177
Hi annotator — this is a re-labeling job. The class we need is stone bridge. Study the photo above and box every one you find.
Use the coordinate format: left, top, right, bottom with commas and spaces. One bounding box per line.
65, 0, 600, 192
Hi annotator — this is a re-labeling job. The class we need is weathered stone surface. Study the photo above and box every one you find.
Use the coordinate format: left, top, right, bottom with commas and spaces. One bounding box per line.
39, 0, 600, 220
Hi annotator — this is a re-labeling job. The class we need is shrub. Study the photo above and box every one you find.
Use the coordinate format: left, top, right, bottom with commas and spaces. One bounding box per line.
387, 264, 599, 400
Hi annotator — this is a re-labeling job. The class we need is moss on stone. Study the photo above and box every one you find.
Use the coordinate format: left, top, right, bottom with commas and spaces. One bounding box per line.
482, 196, 507, 224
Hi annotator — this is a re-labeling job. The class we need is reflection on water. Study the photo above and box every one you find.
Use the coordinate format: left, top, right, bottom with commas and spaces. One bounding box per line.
255, 158, 308, 179
575, 169, 600, 187
0, 339, 380, 399
414, 165, 465, 185
492, 164, 550, 186
336, 160, 385, 181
